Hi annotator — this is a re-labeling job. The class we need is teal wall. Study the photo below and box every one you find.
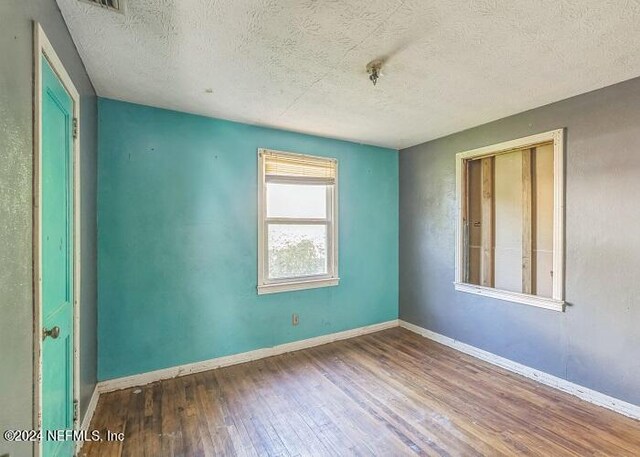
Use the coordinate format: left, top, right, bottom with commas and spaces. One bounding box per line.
98, 98, 398, 380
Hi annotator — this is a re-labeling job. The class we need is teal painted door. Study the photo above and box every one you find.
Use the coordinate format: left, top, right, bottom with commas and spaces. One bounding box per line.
41, 56, 75, 457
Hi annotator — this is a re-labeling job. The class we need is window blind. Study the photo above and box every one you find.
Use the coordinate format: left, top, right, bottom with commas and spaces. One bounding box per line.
264, 150, 336, 183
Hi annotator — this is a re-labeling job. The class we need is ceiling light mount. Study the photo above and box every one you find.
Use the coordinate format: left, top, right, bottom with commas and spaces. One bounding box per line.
366, 59, 384, 86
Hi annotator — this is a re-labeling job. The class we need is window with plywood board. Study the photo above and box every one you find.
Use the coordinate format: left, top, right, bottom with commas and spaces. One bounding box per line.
455, 130, 565, 311
465, 143, 553, 296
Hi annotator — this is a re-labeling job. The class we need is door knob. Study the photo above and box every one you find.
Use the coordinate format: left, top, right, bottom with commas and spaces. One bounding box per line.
42, 326, 60, 340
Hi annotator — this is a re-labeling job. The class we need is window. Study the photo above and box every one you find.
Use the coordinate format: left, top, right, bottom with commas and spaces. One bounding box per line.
257, 149, 339, 294
454, 130, 565, 311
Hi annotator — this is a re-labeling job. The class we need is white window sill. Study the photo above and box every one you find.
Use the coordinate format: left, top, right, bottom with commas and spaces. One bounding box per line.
258, 277, 340, 295
453, 282, 565, 312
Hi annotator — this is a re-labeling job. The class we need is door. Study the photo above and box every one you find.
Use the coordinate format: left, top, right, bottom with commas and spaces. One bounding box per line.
41, 55, 75, 457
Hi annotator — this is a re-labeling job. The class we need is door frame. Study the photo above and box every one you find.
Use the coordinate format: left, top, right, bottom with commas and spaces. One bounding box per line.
33, 22, 81, 456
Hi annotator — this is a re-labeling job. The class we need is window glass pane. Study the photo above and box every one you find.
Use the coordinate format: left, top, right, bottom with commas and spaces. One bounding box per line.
268, 224, 328, 279
266, 183, 327, 218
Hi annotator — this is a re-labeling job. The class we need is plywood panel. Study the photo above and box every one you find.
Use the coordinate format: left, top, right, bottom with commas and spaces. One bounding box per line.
494, 151, 522, 293
534, 143, 554, 297
536, 251, 553, 298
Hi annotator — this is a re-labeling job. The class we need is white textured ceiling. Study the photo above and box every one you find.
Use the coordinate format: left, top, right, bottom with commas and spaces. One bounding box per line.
57, 0, 640, 149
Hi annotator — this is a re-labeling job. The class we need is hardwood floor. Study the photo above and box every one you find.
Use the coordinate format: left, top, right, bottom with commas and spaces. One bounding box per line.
81, 328, 640, 456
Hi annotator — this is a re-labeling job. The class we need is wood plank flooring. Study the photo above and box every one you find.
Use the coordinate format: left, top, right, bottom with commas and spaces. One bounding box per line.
81, 328, 640, 456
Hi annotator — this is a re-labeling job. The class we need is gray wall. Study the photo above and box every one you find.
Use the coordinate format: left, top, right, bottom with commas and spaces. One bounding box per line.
400, 76, 640, 406
0, 1, 97, 456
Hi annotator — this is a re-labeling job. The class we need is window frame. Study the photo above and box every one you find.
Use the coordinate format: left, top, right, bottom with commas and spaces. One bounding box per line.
257, 148, 339, 295
454, 129, 565, 311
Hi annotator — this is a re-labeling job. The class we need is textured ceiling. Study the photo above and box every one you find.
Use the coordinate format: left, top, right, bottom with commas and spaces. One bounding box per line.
57, 0, 640, 149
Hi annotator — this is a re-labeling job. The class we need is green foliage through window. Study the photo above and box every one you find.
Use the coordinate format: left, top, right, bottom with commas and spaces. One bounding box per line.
269, 238, 326, 279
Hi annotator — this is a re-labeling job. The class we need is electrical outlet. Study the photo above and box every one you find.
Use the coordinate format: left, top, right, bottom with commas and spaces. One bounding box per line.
292, 313, 299, 326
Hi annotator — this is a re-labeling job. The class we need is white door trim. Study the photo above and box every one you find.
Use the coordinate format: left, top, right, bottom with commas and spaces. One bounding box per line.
33, 22, 82, 457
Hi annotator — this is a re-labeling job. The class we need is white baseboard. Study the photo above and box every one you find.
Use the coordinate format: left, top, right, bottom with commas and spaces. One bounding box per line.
80, 386, 100, 430
97, 319, 399, 393
92, 318, 639, 423
399, 320, 640, 421
76, 385, 100, 454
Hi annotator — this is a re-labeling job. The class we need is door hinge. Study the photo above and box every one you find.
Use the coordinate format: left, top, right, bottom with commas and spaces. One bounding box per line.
73, 399, 79, 423
73, 117, 78, 139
